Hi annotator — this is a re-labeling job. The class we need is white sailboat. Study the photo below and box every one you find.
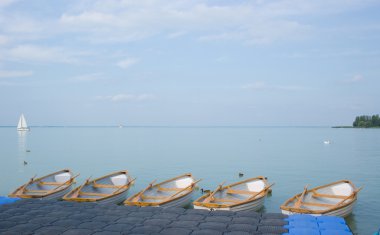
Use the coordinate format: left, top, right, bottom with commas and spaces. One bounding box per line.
17, 114, 30, 131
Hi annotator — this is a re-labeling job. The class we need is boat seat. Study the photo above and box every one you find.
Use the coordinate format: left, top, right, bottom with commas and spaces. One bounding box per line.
93, 183, 127, 189
79, 192, 110, 197
226, 189, 258, 195
25, 190, 51, 193
141, 195, 169, 200
212, 197, 243, 203
312, 192, 347, 199
301, 201, 335, 208
38, 181, 69, 186
157, 186, 183, 191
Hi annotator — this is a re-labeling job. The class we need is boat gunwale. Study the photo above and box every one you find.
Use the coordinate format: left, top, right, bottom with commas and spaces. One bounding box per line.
63, 170, 132, 202
124, 173, 196, 207
280, 179, 359, 214
192, 176, 271, 209
9, 169, 75, 199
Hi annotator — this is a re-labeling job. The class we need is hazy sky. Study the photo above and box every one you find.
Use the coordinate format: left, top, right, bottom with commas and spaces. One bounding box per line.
1, 0, 379, 126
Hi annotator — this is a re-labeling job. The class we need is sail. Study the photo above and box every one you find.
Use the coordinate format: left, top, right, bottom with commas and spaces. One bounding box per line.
17, 114, 29, 130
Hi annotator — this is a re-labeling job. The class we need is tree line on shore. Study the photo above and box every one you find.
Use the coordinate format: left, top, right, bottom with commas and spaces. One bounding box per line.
353, 114, 380, 128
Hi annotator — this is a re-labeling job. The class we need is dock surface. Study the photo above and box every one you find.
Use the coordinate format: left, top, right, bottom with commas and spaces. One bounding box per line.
0, 199, 288, 235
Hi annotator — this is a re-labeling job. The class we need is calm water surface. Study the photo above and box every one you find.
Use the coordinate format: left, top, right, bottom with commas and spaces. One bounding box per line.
0, 127, 379, 234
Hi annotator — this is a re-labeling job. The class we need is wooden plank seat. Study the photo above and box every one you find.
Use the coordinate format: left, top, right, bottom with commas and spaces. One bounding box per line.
300, 201, 335, 208
38, 181, 69, 186
157, 186, 184, 191
226, 189, 259, 195
311, 192, 347, 199
93, 183, 127, 189
25, 190, 52, 193
79, 192, 110, 197
212, 197, 243, 203
141, 195, 169, 200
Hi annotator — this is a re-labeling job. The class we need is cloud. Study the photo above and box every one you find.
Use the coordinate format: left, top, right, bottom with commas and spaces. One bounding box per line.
0, 70, 33, 78
55, 1, 306, 44
0, 35, 9, 45
4, 44, 84, 64
242, 82, 308, 91
117, 58, 139, 69
348, 74, 364, 83
167, 31, 187, 39
96, 93, 155, 102
55, 0, 378, 45
0, 0, 16, 8
71, 73, 103, 82
242, 81, 267, 90
216, 56, 229, 63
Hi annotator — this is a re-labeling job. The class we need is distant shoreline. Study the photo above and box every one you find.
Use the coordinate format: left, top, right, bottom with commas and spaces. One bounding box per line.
332, 126, 380, 129
332, 126, 353, 128
1, 125, 379, 129
0, 125, 333, 128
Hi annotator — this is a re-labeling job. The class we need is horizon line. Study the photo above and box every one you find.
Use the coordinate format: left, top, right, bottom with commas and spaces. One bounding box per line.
1, 125, 335, 128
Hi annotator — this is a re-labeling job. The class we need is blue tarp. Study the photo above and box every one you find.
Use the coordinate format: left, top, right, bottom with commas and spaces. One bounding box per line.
0, 196, 20, 205
283, 215, 353, 235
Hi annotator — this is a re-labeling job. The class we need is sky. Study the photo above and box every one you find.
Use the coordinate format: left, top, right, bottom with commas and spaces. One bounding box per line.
0, 0, 380, 126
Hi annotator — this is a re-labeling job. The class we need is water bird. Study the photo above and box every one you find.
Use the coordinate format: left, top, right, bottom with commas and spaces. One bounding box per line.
324, 140, 331, 144
26, 150, 31, 152
23, 161, 28, 165
239, 172, 244, 177
201, 188, 211, 194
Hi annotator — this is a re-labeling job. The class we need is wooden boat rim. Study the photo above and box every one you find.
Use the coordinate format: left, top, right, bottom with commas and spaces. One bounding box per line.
280, 179, 360, 214
192, 176, 271, 208
124, 173, 196, 206
9, 169, 75, 199
63, 170, 132, 202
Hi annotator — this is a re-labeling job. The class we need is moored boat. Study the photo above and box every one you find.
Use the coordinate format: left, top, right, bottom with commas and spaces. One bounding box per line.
124, 173, 200, 208
280, 180, 361, 217
193, 176, 273, 211
63, 170, 134, 204
9, 169, 76, 199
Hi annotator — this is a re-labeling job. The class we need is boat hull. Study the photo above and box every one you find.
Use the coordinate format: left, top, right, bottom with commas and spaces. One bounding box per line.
193, 176, 271, 212
159, 191, 194, 208
94, 190, 128, 204
63, 170, 132, 204
194, 194, 266, 212
280, 180, 359, 218
124, 173, 198, 208
281, 200, 356, 217
68, 190, 129, 204
9, 169, 75, 200
41, 186, 73, 200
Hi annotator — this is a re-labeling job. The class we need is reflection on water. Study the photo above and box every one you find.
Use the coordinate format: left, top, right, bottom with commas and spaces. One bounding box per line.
17, 131, 27, 172
345, 213, 358, 234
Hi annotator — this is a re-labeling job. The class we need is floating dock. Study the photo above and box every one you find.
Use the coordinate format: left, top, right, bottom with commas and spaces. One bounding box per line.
0, 199, 353, 234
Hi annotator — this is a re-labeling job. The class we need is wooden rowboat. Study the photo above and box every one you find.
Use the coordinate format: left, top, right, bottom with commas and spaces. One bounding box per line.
124, 173, 200, 208
63, 170, 134, 204
280, 180, 361, 217
193, 176, 273, 211
9, 169, 76, 199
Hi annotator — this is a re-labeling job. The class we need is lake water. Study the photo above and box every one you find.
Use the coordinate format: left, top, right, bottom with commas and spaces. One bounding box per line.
0, 127, 379, 234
